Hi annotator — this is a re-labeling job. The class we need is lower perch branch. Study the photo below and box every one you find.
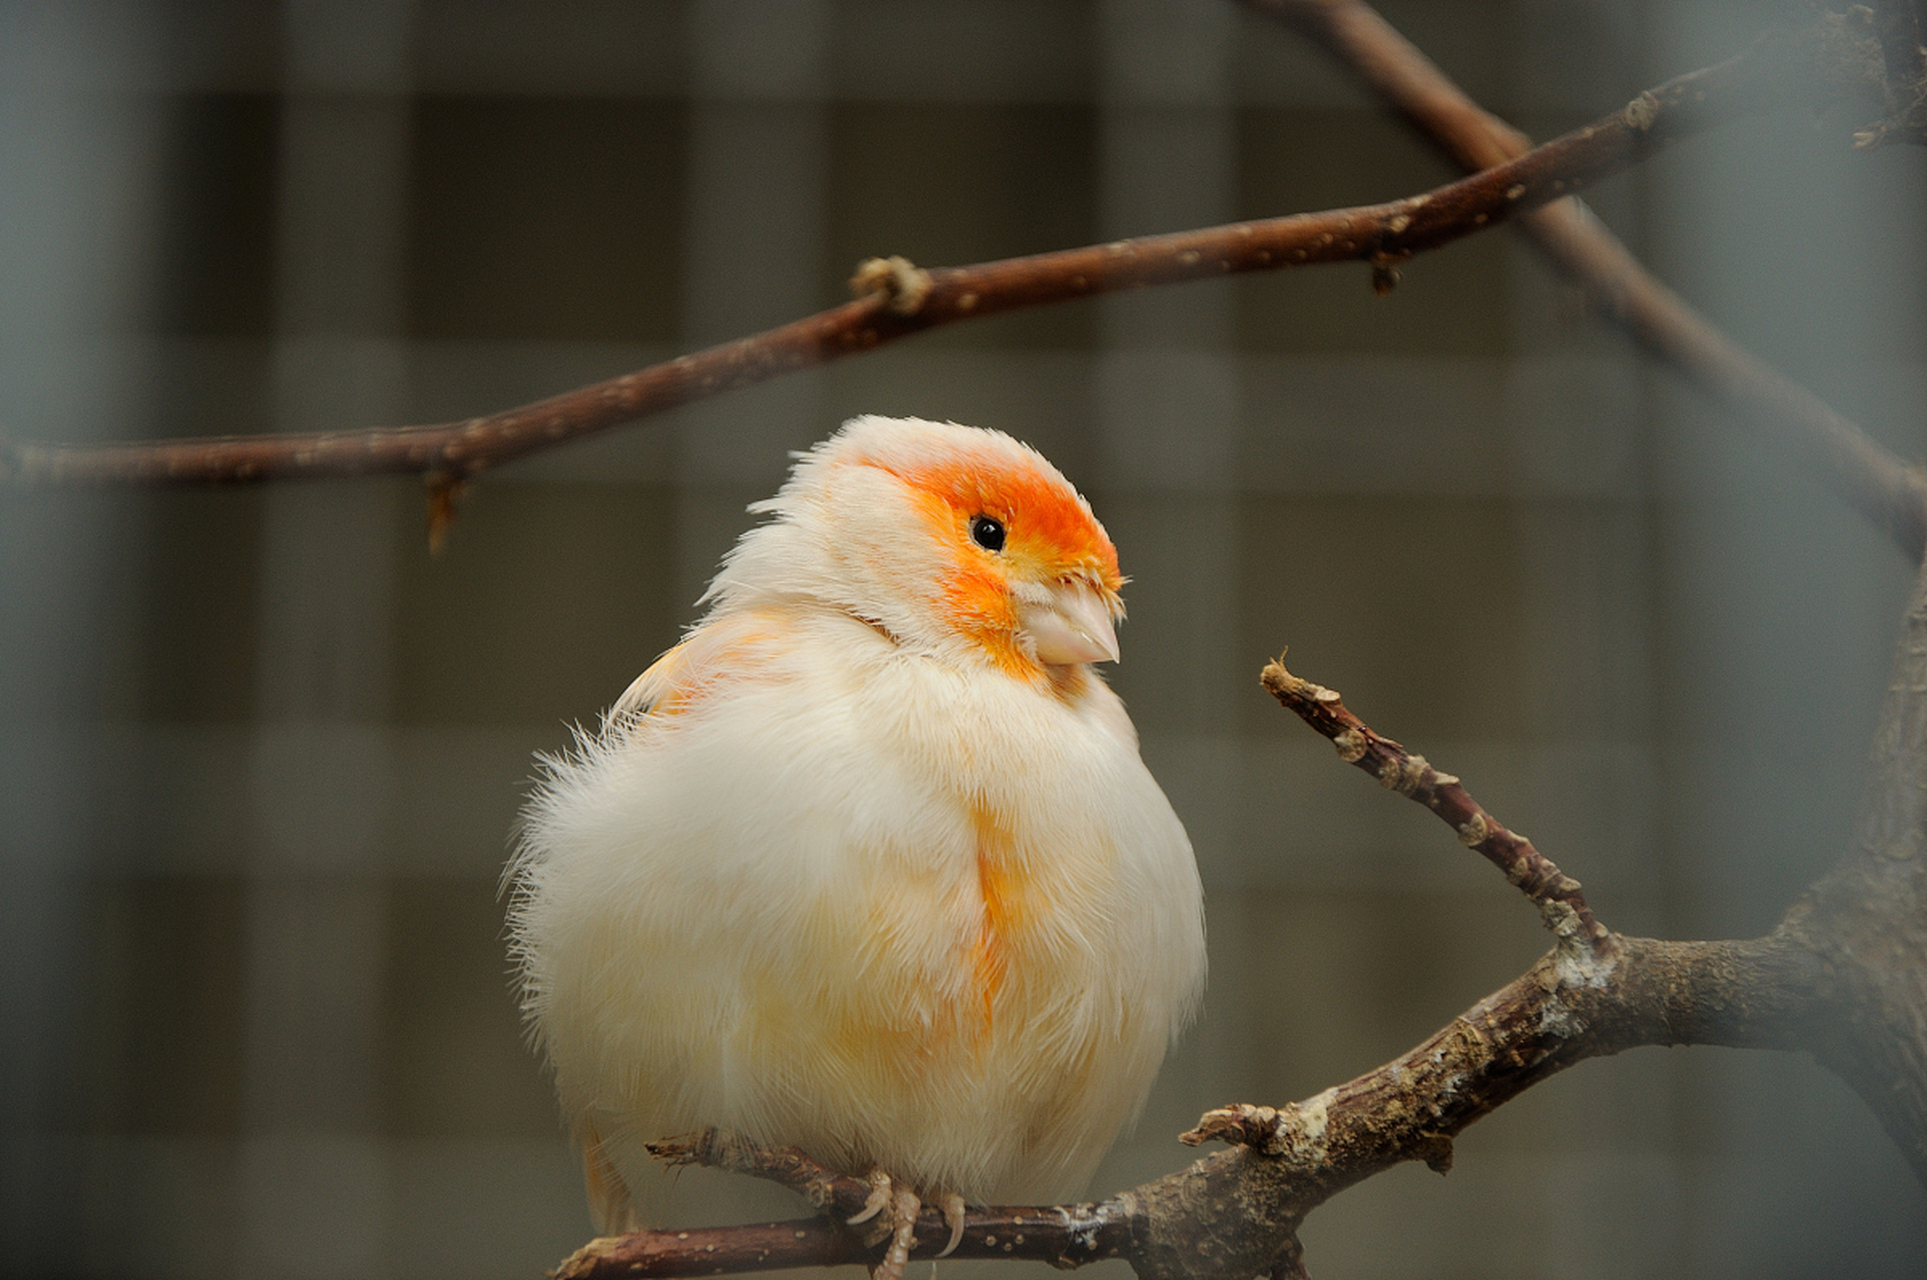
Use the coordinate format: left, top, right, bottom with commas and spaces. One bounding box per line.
557, 1220, 861, 1279
555, 1207, 1135, 1280
556, 1194, 1131, 1279
1774, 545, 1927, 1181
551, 930, 1831, 1280
1185, 934, 1826, 1193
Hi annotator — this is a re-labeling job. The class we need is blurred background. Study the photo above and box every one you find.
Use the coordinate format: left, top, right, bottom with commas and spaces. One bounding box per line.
4, 0, 1927, 1276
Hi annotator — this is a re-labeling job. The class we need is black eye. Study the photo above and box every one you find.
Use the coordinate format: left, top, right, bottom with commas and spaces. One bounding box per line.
969, 515, 1006, 552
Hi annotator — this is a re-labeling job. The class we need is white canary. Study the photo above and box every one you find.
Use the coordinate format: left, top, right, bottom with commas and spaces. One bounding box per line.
509, 415, 1206, 1260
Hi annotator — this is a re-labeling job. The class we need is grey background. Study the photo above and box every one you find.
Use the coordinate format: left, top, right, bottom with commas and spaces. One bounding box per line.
4, 1, 1927, 1277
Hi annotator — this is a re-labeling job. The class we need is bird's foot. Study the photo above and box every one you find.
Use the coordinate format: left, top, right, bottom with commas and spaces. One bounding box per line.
873, 1185, 921, 1280
845, 1175, 967, 1280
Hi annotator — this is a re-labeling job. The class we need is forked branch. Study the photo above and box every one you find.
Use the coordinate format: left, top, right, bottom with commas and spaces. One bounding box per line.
1247, 0, 1927, 557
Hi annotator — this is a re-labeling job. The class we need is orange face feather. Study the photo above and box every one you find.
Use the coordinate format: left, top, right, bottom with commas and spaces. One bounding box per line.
884, 453, 1124, 678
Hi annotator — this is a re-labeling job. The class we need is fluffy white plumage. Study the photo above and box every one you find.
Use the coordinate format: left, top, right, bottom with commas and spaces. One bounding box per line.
509, 415, 1206, 1235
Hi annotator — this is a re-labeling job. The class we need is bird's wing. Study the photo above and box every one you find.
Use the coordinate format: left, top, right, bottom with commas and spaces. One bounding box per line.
609, 609, 798, 722
611, 636, 697, 719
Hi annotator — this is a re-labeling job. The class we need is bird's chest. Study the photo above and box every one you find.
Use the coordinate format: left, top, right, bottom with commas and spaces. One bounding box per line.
817, 833, 1114, 1080
838, 642, 1109, 796
817, 667, 1128, 1038
678, 639, 1154, 1078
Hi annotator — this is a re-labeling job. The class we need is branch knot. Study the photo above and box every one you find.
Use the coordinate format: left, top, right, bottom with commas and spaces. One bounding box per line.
850, 255, 934, 316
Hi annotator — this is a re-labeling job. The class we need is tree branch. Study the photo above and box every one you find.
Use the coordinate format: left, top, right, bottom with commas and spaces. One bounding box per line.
555, 1132, 1137, 1280
1778, 544, 1927, 1181
1259, 658, 1610, 949
1246, 0, 1927, 557
0, 7, 1892, 490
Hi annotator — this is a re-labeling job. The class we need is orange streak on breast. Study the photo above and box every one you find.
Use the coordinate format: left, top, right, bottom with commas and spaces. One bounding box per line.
969, 799, 1023, 1031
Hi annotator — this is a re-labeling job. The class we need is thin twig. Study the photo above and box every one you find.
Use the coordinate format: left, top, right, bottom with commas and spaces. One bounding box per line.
645, 1131, 857, 1219
1260, 658, 1610, 949
1247, 0, 1927, 557
0, 9, 1881, 489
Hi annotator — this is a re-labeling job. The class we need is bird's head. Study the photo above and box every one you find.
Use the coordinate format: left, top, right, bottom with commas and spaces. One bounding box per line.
707, 416, 1125, 677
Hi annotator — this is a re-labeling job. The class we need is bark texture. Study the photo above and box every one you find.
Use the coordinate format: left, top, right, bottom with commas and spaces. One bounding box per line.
1781, 553, 1927, 1181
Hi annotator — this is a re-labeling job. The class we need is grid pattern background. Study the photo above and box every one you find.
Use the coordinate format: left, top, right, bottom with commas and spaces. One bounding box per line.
4, 2, 1927, 1277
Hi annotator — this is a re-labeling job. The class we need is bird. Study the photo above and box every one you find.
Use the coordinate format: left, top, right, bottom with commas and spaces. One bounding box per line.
508, 414, 1206, 1278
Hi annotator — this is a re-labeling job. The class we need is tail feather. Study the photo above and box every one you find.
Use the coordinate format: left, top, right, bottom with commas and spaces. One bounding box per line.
582, 1126, 640, 1236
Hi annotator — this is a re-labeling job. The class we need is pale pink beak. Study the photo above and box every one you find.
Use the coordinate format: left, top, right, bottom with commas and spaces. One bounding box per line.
1021, 582, 1120, 665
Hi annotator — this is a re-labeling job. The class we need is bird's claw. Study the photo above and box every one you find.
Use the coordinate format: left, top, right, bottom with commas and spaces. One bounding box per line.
936, 1192, 966, 1259
848, 1168, 893, 1226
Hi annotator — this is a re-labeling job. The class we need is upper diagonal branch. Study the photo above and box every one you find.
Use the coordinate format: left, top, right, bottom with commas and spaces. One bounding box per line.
1248, 0, 1927, 557
0, 7, 1887, 489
